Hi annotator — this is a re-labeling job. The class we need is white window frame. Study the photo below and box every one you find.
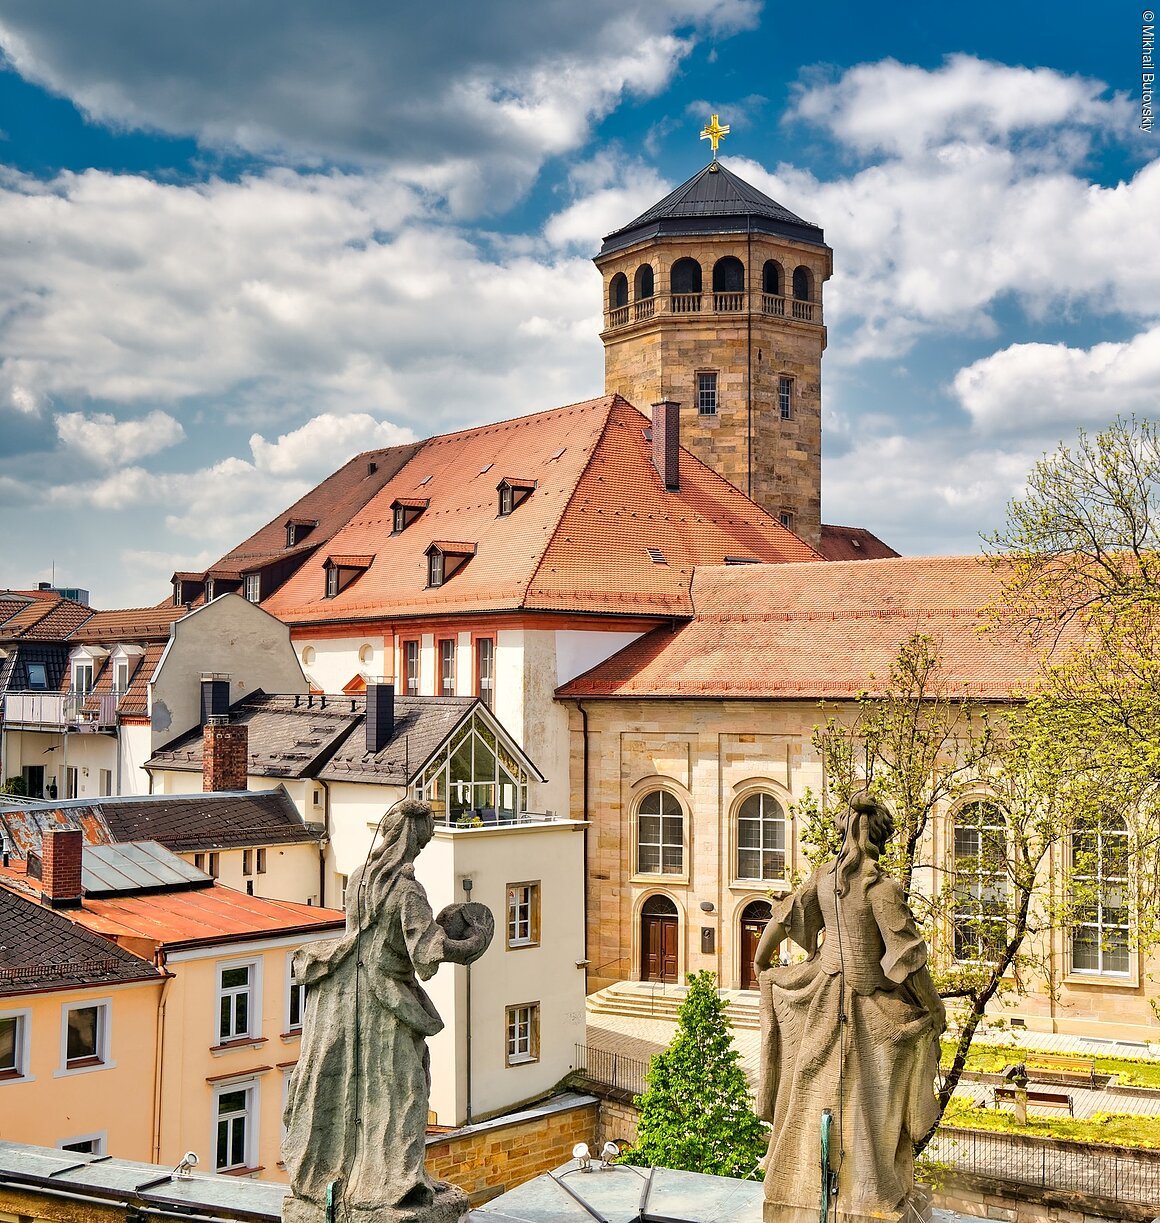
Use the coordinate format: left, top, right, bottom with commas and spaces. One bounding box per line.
99, 769, 113, 796
113, 659, 130, 694
214, 1080, 258, 1172
57, 999, 113, 1076
72, 662, 94, 695
65, 766, 79, 800
404, 640, 420, 695
325, 566, 339, 599
735, 791, 788, 882
636, 789, 684, 876
697, 371, 718, 416
216, 959, 261, 1044
243, 573, 261, 603
428, 550, 445, 588
1070, 816, 1132, 977
438, 639, 455, 697
505, 1002, 540, 1066
778, 375, 794, 420
953, 801, 1009, 964
506, 882, 540, 949
286, 952, 306, 1033
58, 1132, 107, 1156
0, 1009, 32, 1082
475, 637, 495, 709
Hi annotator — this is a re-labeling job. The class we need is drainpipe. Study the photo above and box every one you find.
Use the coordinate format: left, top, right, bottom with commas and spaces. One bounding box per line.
462, 876, 474, 1125
151, 963, 174, 1162
577, 701, 590, 980
746, 218, 753, 500
317, 778, 331, 908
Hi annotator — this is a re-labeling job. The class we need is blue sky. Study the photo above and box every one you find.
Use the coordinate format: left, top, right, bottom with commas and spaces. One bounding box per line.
0, 1, 1156, 606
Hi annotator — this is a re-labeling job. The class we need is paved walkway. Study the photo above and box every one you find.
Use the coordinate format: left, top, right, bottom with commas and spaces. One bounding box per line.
583, 1006, 1160, 1118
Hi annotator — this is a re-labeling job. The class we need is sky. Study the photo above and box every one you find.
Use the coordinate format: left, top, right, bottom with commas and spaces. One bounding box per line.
0, 1, 1156, 608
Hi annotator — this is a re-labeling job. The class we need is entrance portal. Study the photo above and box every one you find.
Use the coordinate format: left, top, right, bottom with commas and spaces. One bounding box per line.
739, 899, 773, 990
640, 894, 678, 983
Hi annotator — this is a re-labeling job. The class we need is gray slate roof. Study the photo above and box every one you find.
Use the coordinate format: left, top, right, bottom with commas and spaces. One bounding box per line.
598, 161, 827, 256
0, 886, 162, 996
0, 790, 320, 856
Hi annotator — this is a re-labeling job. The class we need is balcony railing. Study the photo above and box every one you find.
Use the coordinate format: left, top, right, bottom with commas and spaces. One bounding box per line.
2, 690, 119, 730
600, 291, 820, 329
437, 809, 565, 831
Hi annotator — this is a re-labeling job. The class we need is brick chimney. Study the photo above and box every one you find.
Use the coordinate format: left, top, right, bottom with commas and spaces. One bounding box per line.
651, 400, 680, 491
366, 682, 395, 754
41, 827, 83, 909
203, 716, 249, 792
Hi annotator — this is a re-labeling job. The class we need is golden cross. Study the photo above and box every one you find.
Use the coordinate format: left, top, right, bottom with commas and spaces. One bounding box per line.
700, 113, 730, 157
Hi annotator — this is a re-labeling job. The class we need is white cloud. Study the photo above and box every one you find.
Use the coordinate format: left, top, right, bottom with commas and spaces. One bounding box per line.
55, 408, 185, 466
249, 413, 414, 476
544, 164, 671, 250
953, 327, 1160, 435
0, 1, 758, 215
791, 55, 1130, 158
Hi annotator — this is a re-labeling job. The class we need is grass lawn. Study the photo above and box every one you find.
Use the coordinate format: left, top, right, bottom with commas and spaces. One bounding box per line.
940, 1099, 1160, 1148
939, 1039, 1160, 1088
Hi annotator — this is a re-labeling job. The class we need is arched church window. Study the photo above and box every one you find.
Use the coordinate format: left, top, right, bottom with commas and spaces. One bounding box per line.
792, 265, 812, 301
634, 264, 654, 299
670, 258, 702, 295
1071, 813, 1130, 975
712, 256, 745, 294
953, 801, 1008, 962
762, 260, 782, 296
636, 789, 684, 875
736, 792, 786, 880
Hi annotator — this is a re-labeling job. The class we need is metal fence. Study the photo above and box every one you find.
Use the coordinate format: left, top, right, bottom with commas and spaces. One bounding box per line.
573, 1044, 651, 1098
923, 1126, 1160, 1210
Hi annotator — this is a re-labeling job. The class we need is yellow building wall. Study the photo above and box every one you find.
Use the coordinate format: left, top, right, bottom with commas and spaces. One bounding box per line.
569, 697, 1160, 1043
0, 978, 162, 1159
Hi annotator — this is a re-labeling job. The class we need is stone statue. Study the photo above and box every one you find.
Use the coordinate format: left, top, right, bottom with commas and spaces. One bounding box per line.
754, 795, 945, 1223
282, 799, 493, 1223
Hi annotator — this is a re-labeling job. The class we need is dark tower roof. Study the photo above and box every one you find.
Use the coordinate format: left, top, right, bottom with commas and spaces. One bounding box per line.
598, 161, 826, 257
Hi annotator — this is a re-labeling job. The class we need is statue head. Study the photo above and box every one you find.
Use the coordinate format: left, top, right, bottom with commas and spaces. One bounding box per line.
834, 792, 894, 895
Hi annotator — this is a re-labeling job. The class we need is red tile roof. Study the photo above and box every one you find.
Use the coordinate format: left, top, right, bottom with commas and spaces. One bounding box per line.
0, 595, 94, 641
0, 863, 344, 951
557, 556, 1050, 700
263, 396, 819, 624
327, 554, 376, 568
76, 606, 185, 642
818, 524, 900, 562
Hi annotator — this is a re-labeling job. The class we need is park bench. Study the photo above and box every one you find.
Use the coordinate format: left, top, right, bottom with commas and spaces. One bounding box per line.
993, 1085, 1074, 1116
1022, 1053, 1098, 1088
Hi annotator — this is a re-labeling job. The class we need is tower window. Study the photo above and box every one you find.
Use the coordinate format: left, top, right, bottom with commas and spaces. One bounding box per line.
792, 266, 812, 301
762, 260, 782, 296
634, 264, 654, 299
779, 511, 794, 530
670, 258, 702, 295
712, 256, 745, 294
609, 273, 628, 309
697, 372, 718, 416
779, 376, 794, 420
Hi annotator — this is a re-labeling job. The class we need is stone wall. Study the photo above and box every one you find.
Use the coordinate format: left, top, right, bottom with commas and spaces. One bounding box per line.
426, 1096, 600, 1205
932, 1173, 1155, 1223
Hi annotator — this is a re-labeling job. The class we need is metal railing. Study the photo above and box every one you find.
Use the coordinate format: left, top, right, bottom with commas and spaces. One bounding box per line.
922, 1126, 1160, 1210
438, 809, 562, 830
2, 691, 119, 729
573, 1044, 651, 1097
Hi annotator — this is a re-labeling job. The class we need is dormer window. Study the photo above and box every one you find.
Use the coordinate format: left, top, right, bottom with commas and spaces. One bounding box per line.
426, 541, 476, 588
285, 519, 318, 548
497, 477, 536, 516
323, 554, 374, 598
391, 498, 430, 534
243, 572, 261, 603
171, 572, 205, 606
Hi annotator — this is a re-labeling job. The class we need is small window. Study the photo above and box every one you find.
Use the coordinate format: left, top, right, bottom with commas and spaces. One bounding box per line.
217, 962, 257, 1042
194, 852, 206, 871
505, 1002, 540, 1066
243, 849, 253, 877
287, 954, 306, 1032
428, 551, 445, 588
779, 511, 794, 530
243, 573, 261, 603
72, 662, 94, 695
325, 567, 339, 598
65, 767, 78, 800
646, 547, 667, 565
339, 875, 349, 910
208, 851, 219, 878
59, 1134, 106, 1155
476, 638, 495, 710
792, 266, 811, 301
778, 376, 794, 420
0, 1012, 29, 1080
391, 499, 428, 533
205, 578, 216, 601
63, 1002, 109, 1070
257, 848, 266, 874
507, 882, 541, 949
500, 484, 514, 515
99, 769, 112, 796
697, 372, 718, 416
404, 640, 420, 696
637, 790, 684, 875
26, 663, 48, 690
113, 659, 130, 694
215, 1083, 255, 1172
438, 639, 456, 697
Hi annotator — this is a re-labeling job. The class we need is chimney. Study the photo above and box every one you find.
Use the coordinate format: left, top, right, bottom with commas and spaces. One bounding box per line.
41, 827, 83, 909
203, 716, 249, 792
366, 682, 395, 754
651, 400, 680, 491
200, 674, 230, 725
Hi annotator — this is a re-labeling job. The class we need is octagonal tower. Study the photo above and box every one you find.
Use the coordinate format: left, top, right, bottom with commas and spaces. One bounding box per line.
595, 160, 831, 545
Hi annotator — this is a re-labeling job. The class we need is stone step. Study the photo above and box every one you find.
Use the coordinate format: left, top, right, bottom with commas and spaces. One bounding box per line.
585, 983, 762, 1031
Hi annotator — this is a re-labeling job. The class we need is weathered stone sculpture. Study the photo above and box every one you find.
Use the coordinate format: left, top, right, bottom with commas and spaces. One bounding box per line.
282, 799, 493, 1223
755, 795, 945, 1223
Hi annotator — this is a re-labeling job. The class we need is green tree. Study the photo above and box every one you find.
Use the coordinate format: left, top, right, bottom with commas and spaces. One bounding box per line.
629, 971, 767, 1178
796, 634, 1092, 1151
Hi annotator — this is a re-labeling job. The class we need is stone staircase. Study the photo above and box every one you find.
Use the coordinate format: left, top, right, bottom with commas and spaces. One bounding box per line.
585, 980, 762, 1031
